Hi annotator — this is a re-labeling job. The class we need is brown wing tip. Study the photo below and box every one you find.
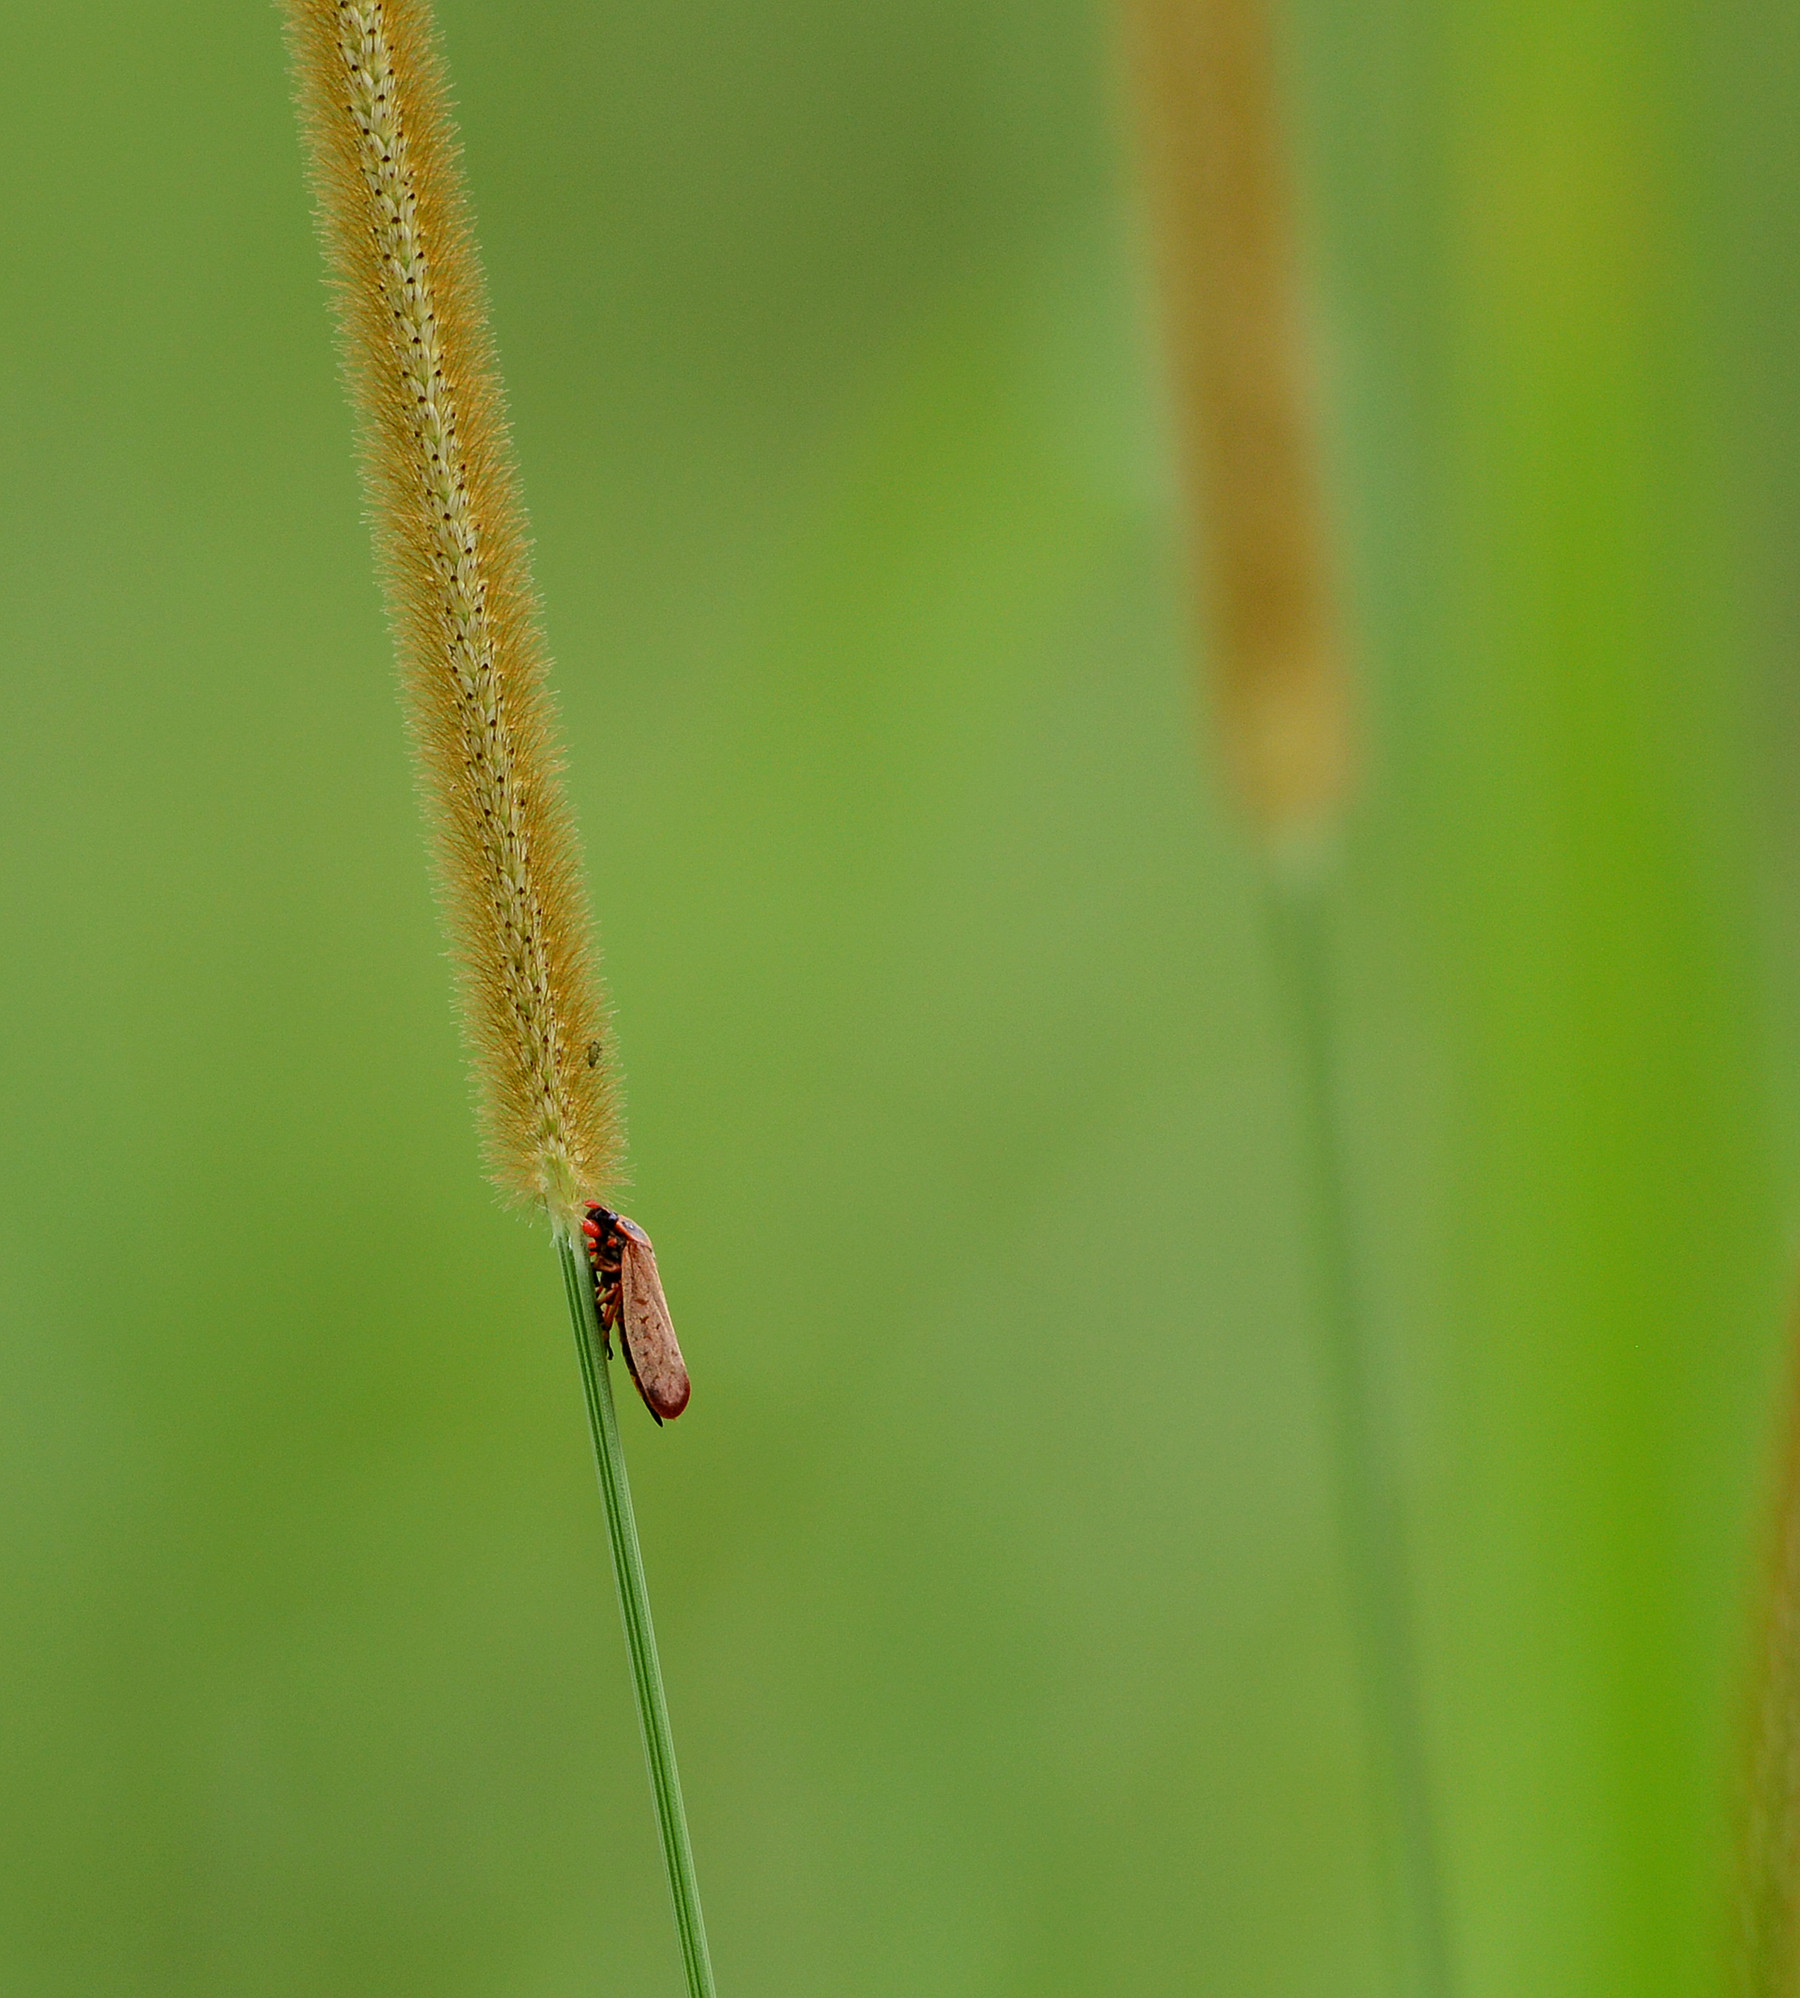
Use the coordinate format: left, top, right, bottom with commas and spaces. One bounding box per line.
647, 1370, 691, 1422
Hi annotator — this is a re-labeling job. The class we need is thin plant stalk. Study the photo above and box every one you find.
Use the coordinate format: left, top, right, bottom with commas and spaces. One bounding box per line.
1121, 0, 1454, 1986
557, 1229, 717, 1998
1269, 871, 1454, 1998
282, 3, 717, 1984
1735, 1290, 1800, 1996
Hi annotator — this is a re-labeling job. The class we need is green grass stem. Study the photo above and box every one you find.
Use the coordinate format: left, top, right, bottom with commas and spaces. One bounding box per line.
1268, 863, 1454, 1998
556, 1228, 718, 1998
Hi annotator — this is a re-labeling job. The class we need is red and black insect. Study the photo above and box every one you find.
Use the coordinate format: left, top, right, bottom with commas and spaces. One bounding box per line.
580, 1205, 691, 1424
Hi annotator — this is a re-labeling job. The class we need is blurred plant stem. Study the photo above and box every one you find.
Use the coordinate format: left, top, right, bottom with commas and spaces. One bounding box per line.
1121, 0, 1454, 1982
1736, 1293, 1800, 1995
1269, 866, 1453, 1998
557, 1229, 718, 1998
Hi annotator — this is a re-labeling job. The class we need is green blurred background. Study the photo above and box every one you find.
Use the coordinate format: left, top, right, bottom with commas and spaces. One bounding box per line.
4, 0, 1800, 1991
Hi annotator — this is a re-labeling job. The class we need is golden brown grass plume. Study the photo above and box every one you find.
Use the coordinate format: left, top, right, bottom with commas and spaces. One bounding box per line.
1122, 0, 1352, 847
1119, 12, 1454, 1990
284, 0, 618, 1225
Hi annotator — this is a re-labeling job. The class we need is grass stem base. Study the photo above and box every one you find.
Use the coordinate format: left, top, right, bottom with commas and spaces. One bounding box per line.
557, 1227, 717, 1998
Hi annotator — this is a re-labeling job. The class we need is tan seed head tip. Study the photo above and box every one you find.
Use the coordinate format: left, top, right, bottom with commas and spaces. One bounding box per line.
1217, 639, 1355, 855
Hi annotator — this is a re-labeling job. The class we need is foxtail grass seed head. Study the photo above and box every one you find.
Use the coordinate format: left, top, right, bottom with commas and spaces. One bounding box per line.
284, 0, 620, 1227
1123, 0, 1354, 851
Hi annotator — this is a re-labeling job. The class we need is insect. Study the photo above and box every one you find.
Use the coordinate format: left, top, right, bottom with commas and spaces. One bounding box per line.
580, 1206, 691, 1423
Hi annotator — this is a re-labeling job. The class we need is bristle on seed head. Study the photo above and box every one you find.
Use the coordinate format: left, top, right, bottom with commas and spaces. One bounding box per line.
283, 0, 622, 1225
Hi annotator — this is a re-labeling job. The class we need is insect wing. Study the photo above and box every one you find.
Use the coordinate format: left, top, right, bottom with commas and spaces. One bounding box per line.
615, 1218, 690, 1422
